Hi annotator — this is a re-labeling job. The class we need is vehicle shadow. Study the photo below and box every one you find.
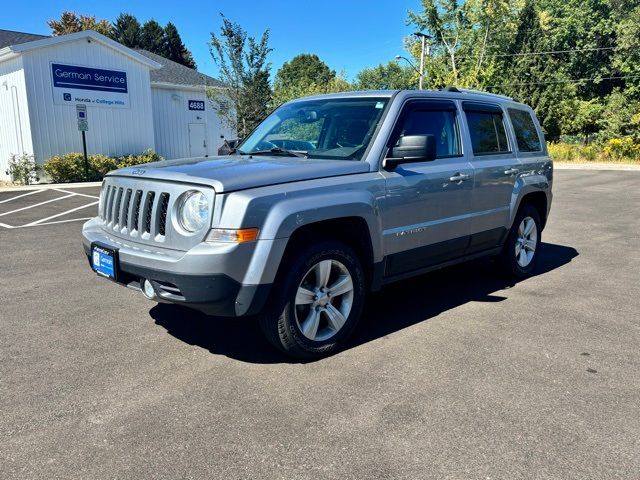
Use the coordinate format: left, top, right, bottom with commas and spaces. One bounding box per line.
150, 242, 578, 364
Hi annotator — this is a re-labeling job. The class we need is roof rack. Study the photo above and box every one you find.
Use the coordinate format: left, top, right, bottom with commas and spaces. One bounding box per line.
440, 86, 513, 101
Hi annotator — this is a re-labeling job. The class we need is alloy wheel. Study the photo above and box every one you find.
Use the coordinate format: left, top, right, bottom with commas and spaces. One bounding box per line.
294, 259, 354, 342
515, 216, 537, 268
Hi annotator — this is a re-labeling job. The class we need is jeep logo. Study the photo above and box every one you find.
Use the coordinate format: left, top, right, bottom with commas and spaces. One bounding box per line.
130, 168, 146, 176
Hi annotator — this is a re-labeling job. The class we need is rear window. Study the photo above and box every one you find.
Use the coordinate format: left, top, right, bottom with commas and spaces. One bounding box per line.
465, 111, 510, 155
508, 108, 542, 152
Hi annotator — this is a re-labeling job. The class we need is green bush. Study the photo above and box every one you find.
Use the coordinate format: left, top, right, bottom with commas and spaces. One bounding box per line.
43, 153, 89, 183
43, 150, 162, 183
115, 149, 162, 168
6, 154, 40, 185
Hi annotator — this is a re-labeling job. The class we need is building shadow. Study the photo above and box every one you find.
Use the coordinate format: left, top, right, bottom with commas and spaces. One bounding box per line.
150, 242, 578, 364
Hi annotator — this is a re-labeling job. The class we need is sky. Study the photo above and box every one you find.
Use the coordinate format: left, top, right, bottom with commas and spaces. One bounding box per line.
2, 0, 419, 81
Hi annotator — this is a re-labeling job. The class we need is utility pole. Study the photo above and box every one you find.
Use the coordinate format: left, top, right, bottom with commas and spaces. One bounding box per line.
414, 32, 432, 90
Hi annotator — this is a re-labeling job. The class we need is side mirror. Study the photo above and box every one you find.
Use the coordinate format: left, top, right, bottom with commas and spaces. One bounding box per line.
385, 134, 437, 169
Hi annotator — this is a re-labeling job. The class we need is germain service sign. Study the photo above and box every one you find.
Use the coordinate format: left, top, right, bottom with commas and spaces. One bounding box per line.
51, 63, 129, 108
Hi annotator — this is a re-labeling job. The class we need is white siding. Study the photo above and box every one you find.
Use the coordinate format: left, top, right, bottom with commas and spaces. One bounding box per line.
151, 85, 234, 159
0, 56, 32, 180
20, 38, 155, 166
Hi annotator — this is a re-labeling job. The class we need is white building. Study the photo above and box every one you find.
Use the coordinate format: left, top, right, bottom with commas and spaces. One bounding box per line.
0, 29, 234, 181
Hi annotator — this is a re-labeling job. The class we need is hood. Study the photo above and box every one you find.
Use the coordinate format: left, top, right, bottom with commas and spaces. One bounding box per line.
109, 156, 370, 193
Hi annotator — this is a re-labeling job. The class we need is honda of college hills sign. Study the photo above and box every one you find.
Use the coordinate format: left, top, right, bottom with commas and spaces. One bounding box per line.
51, 63, 129, 108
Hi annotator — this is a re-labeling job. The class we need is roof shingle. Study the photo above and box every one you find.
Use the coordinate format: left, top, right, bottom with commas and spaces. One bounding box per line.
135, 49, 223, 88
0, 29, 49, 49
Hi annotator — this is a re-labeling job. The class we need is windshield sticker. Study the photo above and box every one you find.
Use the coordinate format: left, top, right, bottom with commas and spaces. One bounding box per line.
375, 102, 384, 109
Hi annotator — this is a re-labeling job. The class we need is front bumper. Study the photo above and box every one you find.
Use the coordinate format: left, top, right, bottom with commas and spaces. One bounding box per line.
82, 218, 275, 317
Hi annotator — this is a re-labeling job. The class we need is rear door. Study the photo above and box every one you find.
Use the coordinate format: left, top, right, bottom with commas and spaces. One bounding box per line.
462, 102, 520, 253
379, 99, 474, 277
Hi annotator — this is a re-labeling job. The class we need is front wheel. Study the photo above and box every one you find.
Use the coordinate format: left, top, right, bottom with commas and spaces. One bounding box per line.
499, 204, 542, 278
259, 241, 366, 360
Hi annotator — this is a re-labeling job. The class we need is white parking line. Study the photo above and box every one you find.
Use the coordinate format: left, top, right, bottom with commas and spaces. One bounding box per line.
0, 194, 76, 217
22, 201, 99, 227
16, 217, 93, 228
0, 221, 14, 229
0, 189, 45, 204
54, 188, 100, 199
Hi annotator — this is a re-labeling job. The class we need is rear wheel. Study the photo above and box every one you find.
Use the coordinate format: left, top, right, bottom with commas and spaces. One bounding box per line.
499, 204, 541, 278
259, 241, 366, 359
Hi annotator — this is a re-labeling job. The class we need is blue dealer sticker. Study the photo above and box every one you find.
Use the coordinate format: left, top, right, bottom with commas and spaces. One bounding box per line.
92, 245, 116, 279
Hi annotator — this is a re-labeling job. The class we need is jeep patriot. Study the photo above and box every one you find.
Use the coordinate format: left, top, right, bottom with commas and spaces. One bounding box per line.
83, 88, 552, 359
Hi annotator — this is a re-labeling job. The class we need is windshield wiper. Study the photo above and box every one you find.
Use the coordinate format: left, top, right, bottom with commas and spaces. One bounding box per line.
247, 147, 308, 158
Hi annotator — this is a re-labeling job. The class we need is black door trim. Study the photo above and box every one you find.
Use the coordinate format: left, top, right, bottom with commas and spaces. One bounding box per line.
384, 235, 470, 277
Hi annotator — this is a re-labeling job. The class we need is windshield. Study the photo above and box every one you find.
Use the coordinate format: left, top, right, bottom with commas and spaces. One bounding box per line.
237, 97, 389, 161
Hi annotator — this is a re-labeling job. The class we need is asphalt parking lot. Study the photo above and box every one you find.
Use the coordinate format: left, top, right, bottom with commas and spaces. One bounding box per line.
1, 170, 639, 480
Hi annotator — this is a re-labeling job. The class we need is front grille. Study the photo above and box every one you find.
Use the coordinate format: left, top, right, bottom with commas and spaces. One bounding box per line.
143, 191, 156, 234
121, 189, 132, 229
113, 187, 124, 226
101, 186, 164, 237
105, 186, 116, 223
132, 190, 143, 231
158, 193, 170, 236
97, 177, 214, 250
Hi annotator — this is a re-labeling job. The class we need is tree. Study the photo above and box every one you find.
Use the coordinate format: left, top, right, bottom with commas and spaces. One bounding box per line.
406, 0, 516, 88
273, 54, 335, 104
599, 90, 640, 140
496, 0, 575, 141
48, 11, 198, 72
111, 13, 142, 48
354, 61, 415, 90
208, 15, 272, 138
140, 19, 166, 55
612, 4, 640, 99
48, 11, 112, 37
560, 99, 604, 144
165, 22, 197, 69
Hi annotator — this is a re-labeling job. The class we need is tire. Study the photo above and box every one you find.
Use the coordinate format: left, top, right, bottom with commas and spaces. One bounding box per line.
259, 240, 366, 360
499, 204, 542, 278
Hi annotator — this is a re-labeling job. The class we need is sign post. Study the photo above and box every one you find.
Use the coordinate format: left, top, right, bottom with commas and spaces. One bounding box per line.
76, 104, 89, 180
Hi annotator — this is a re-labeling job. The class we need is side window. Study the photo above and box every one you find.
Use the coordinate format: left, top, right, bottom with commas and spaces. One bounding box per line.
463, 102, 510, 155
392, 101, 461, 157
508, 108, 542, 152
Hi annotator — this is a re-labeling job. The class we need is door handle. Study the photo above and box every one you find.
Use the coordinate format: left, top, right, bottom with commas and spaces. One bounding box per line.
504, 168, 520, 175
449, 173, 470, 182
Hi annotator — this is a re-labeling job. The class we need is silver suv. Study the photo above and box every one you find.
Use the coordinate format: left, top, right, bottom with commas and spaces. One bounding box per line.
82, 88, 552, 359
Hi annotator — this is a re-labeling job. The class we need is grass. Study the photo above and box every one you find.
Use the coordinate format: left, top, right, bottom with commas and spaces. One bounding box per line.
547, 140, 640, 165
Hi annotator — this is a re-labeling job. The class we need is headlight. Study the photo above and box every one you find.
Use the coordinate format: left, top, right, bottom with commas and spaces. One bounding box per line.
178, 191, 209, 232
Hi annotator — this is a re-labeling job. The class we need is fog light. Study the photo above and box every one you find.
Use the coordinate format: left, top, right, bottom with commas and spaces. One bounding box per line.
142, 279, 156, 299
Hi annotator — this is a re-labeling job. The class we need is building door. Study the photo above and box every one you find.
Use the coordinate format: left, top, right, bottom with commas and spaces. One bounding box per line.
188, 123, 207, 157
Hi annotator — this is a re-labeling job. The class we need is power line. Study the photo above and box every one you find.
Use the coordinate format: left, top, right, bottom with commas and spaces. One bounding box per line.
485, 74, 640, 88
453, 44, 627, 60
491, 45, 618, 58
